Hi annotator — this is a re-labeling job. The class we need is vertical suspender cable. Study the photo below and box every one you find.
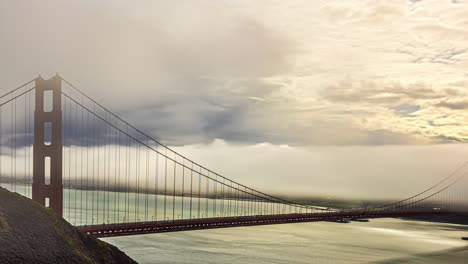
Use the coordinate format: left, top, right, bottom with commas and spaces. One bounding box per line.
24, 89, 27, 195
86, 105, 89, 225
213, 173, 216, 217
221, 178, 225, 216
206, 170, 209, 218
103, 112, 107, 223
12, 100, 16, 192
172, 152, 176, 221
198, 167, 201, 218
80, 97, 84, 224
190, 162, 193, 219
145, 138, 149, 222
91, 104, 96, 226
155, 147, 158, 221
67, 97, 72, 221
164, 148, 167, 220
96, 105, 100, 225
135, 133, 139, 222
107, 116, 111, 223
229, 182, 232, 217
28, 89, 32, 197
181, 159, 185, 220
74, 101, 78, 224
125, 125, 129, 223
117, 118, 121, 223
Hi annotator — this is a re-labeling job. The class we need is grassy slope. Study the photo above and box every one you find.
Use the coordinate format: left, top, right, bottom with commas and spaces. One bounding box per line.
0, 187, 138, 264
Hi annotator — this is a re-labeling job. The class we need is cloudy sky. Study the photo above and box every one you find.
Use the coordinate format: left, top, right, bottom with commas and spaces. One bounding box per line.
1, 0, 468, 199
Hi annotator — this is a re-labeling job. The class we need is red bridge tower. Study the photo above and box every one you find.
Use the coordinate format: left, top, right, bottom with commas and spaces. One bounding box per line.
32, 76, 63, 216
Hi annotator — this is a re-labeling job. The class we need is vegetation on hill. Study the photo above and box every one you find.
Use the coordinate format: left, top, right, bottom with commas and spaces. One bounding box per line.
0, 187, 138, 264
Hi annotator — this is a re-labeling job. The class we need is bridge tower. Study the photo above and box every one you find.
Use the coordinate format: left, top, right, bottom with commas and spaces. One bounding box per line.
32, 76, 63, 216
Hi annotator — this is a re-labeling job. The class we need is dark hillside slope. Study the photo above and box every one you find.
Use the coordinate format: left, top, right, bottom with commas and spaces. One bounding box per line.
0, 187, 137, 264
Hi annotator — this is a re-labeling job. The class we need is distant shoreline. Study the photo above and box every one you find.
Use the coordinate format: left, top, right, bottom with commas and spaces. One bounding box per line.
401, 213, 468, 226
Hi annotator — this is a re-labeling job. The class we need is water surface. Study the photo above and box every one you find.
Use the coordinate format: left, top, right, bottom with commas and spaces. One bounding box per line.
104, 218, 468, 263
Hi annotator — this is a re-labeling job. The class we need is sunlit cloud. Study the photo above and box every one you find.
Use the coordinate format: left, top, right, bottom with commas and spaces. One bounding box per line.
1, 0, 468, 197
1, 0, 468, 146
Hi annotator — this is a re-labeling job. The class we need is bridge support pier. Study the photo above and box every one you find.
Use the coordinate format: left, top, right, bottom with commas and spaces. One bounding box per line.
32, 76, 63, 217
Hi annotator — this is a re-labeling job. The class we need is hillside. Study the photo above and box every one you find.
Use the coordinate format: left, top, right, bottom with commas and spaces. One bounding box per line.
0, 187, 137, 264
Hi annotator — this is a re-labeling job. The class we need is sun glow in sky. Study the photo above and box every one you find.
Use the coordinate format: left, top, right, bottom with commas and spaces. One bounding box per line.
1, 0, 468, 199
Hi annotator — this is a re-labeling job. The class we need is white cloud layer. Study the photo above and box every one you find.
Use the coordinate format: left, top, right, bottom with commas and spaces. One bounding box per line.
1, 0, 468, 198
2, 140, 467, 200
174, 140, 468, 200
1, 0, 467, 146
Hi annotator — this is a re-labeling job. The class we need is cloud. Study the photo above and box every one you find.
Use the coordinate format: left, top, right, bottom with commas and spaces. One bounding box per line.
321, 80, 444, 105
392, 104, 421, 117
433, 135, 464, 143
435, 100, 468, 110
1, 0, 468, 147
0, 0, 298, 104
413, 48, 466, 65
0, 0, 302, 147
3, 0, 468, 200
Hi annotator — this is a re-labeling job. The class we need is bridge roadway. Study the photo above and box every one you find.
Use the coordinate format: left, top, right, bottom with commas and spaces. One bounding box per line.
79, 210, 464, 238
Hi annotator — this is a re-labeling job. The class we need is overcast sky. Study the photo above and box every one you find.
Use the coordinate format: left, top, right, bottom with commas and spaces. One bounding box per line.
1, 0, 468, 199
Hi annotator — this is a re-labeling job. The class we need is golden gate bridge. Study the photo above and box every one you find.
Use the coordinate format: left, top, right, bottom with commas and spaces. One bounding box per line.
0, 75, 467, 237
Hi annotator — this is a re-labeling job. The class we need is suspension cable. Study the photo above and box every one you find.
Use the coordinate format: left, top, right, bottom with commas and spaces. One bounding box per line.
60, 77, 322, 211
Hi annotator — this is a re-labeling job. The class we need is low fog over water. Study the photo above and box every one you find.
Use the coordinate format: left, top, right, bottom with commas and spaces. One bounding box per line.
2, 141, 468, 201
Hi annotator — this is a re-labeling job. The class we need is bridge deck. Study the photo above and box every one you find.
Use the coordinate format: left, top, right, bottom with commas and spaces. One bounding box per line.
79, 210, 465, 238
